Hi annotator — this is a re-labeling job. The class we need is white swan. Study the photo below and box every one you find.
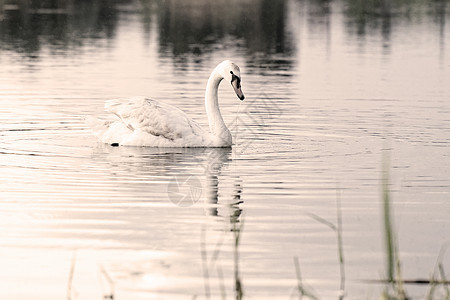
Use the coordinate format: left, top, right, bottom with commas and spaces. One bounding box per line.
89, 60, 245, 147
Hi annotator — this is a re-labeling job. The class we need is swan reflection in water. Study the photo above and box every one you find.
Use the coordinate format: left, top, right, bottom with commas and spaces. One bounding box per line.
203, 147, 243, 218
200, 147, 244, 300
92, 144, 243, 218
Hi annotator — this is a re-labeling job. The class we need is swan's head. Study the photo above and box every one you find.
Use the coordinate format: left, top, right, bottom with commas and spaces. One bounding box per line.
218, 60, 245, 101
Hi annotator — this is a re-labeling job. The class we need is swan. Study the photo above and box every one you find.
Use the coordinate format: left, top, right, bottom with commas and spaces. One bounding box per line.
88, 60, 245, 147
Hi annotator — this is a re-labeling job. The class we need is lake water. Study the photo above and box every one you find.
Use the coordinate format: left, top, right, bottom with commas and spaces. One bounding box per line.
0, 0, 449, 299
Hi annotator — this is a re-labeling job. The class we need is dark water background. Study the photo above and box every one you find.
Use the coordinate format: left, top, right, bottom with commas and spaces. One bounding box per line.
0, 0, 449, 299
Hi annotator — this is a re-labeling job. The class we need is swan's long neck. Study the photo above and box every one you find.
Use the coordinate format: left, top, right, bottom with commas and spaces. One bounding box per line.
205, 68, 231, 145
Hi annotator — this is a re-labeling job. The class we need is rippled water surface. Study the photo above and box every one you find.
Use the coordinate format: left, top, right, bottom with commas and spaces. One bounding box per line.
1, 0, 450, 299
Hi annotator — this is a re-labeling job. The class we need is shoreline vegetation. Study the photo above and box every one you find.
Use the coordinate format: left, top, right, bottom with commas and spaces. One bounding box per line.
192, 154, 450, 299
293, 154, 450, 300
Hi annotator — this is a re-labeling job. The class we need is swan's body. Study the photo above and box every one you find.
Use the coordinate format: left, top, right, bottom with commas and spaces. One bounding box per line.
89, 60, 244, 147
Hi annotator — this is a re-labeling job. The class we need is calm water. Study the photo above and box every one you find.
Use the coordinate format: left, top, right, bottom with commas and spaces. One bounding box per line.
1, 0, 449, 299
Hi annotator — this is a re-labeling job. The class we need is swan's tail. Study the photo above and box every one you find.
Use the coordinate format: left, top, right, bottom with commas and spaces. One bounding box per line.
85, 115, 110, 137
85, 115, 132, 145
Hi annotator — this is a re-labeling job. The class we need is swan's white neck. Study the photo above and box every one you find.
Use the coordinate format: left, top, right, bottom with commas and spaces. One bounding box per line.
205, 68, 231, 146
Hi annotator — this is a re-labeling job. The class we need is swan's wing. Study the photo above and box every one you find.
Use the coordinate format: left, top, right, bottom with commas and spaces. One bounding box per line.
105, 97, 204, 141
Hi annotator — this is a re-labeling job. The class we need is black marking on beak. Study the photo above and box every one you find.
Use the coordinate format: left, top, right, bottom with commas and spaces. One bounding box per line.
231, 71, 245, 100
230, 71, 241, 89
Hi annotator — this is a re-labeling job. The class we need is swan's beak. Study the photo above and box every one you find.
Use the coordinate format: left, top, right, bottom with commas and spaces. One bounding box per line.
232, 77, 245, 101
